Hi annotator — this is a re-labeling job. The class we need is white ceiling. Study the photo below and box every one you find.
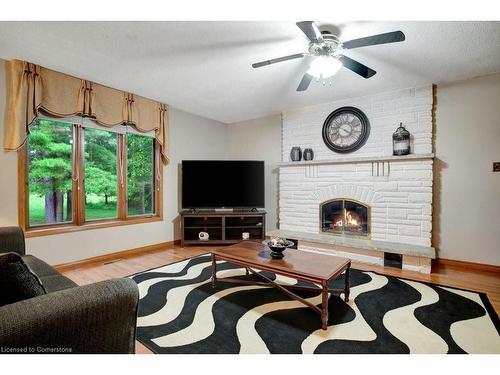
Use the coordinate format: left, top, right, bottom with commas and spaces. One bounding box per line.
0, 21, 499, 124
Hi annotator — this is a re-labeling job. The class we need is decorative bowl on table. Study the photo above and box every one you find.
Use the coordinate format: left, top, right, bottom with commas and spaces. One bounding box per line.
262, 238, 295, 259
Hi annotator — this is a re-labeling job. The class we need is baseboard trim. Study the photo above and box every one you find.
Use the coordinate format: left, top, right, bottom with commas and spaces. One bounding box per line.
54, 240, 180, 272
435, 258, 500, 273
53, 245, 500, 274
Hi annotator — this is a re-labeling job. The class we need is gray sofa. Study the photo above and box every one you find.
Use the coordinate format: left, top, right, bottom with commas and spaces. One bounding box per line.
0, 227, 139, 354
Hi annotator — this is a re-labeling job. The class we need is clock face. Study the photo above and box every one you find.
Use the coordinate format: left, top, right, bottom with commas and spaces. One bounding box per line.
322, 107, 370, 153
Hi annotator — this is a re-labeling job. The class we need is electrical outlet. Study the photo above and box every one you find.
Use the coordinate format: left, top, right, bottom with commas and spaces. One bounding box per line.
493, 162, 500, 172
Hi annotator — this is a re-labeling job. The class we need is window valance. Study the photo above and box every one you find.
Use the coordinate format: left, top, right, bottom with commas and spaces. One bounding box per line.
4, 59, 169, 164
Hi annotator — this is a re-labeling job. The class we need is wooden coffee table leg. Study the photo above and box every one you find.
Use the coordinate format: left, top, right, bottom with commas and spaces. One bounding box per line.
321, 282, 329, 330
344, 264, 350, 302
211, 254, 217, 288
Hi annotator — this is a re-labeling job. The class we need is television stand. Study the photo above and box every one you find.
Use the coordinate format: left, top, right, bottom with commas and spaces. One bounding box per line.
180, 210, 266, 247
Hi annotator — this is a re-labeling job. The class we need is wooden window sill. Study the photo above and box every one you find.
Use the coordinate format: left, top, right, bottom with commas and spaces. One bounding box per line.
25, 216, 163, 238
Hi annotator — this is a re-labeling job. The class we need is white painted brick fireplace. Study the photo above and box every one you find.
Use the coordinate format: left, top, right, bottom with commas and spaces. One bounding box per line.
279, 160, 433, 247
272, 85, 435, 273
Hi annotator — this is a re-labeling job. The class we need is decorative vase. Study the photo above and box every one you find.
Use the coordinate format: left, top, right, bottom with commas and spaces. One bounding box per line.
303, 148, 314, 161
392, 123, 411, 156
290, 147, 302, 161
262, 239, 295, 259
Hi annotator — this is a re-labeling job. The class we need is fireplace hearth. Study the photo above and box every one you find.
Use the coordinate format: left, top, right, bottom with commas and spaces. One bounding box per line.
320, 199, 370, 237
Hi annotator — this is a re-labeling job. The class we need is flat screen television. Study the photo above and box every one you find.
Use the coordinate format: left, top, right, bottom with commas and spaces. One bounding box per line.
182, 160, 265, 209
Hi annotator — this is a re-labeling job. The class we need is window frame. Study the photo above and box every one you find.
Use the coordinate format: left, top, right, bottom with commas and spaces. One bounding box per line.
18, 119, 163, 237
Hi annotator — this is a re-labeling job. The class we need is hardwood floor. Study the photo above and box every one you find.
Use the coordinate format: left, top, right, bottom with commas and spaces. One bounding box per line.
57, 243, 500, 354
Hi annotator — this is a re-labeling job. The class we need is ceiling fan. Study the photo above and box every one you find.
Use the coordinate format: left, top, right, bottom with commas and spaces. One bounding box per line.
251, 21, 406, 91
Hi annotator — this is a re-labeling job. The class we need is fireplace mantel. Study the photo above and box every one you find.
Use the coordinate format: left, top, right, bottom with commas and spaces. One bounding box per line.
277, 153, 434, 168
267, 229, 435, 259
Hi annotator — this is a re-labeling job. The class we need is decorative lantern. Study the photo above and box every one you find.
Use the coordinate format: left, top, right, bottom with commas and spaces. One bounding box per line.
392, 123, 411, 156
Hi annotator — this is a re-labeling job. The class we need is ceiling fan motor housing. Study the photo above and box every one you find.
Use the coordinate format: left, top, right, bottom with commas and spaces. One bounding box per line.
308, 31, 341, 57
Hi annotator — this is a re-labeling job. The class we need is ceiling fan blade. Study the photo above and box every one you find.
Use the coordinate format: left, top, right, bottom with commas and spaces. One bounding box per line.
338, 55, 377, 79
252, 53, 306, 68
296, 21, 324, 44
297, 73, 313, 92
342, 31, 405, 49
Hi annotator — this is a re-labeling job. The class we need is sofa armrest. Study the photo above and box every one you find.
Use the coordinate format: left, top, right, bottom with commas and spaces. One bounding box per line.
0, 226, 25, 255
0, 278, 139, 353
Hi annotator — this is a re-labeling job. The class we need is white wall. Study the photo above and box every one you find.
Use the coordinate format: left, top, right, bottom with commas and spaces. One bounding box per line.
434, 73, 500, 265
0, 59, 17, 227
0, 59, 228, 265
167, 108, 228, 240
226, 115, 282, 231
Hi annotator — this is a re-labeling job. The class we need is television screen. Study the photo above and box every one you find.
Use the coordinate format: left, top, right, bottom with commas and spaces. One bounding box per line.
182, 160, 265, 209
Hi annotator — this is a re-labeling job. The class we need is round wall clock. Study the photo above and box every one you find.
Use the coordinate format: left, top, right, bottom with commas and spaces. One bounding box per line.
322, 106, 370, 153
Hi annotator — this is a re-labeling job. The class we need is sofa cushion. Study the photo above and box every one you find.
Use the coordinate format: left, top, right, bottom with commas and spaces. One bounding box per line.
22, 255, 78, 293
0, 252, 46, 306
0, 226, 26, 255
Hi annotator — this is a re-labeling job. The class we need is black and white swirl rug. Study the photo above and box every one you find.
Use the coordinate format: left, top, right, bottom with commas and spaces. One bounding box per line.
129, 254, 500, 354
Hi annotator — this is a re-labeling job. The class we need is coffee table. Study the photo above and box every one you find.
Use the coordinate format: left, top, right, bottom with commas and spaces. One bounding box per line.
210, 241, 351, 330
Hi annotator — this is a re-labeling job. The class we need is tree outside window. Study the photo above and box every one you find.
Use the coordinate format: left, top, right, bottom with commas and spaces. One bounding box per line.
26, 119, 158, 228
127, 134, 155, 216
84, 128, 118, 220
28, 120, 73, 226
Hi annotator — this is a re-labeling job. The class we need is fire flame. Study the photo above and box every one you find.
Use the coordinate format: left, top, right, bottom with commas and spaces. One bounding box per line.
345, 208, 359, 226
334, 208, 360, 228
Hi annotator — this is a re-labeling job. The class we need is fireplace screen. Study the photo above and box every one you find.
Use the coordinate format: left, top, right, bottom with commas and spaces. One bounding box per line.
320, 199, 369, 237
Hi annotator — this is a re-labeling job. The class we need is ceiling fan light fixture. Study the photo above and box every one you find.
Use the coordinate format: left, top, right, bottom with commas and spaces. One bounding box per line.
307, 56, 342, 79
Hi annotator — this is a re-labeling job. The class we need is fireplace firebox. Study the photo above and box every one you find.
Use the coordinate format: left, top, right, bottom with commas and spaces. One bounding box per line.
320, 199, 370, 237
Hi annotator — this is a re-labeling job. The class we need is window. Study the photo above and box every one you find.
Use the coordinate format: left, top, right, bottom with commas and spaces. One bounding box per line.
127, 134, 155, 216
28, 120, 73, 226
21, 118, 162, 235
84, 128, 118, 221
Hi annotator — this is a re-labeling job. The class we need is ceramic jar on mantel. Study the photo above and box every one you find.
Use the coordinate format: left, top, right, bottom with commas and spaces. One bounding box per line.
303, 148, 314, 161
290, 147, 302, 161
